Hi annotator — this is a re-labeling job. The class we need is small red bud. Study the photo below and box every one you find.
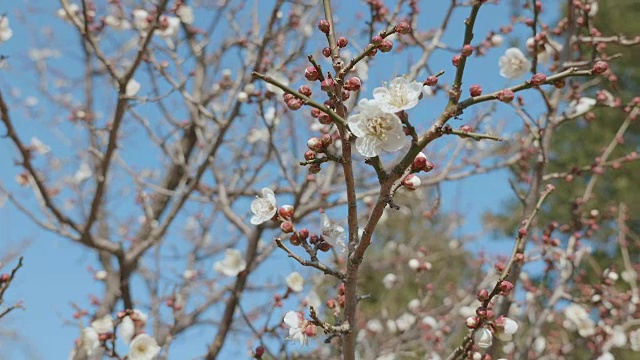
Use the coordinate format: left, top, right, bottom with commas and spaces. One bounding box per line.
298, 85, 312, 97
499, 280, 514, 295
310, 108, 321, 118
321, 134, 333, 147
477, 289, 490, 302
530, 73, 547, 86
299, 228, 309, 239
412, 152, 428, 171
371, 35, 383, 46
344, 77, 362, 91
278, 205, 294, 219
518, 227, 528, 237
498, 89, 515, 103
322, 47, 331, 58
318, 20, 330, 34
395, 22, 411, 34
286, 99, 303, 110
379, 39, 393, 52
327, 299, 337, 309
452, 55, 462, 66
290, 233, 301, 246
309, 163, 321, 174
337, 283, 346, 295
307, 137, 324, 152
280, 221, 294, 233
304, 150, 316, 161
255, 346, 265, 358
592, 61, 608, 74
469, 84, 482, 97
0, 273, 9, 283
424, 75, 438, 86
337, 36, 348, 48
554, 79, 566, 88
321, 78, 335, 92
476, 307, 488, 318
424, 160, 435, 172
318, 241, 331, 252
461, 44, 474, 57
305, 66, 319, 81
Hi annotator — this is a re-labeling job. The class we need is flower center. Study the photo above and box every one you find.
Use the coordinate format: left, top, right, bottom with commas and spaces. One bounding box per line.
366, 116, 393, 140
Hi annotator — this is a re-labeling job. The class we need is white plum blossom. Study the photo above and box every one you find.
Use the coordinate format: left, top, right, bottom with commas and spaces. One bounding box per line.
104, 15, 131, 31
176, 5, 195, 24
94, 270, 108, 280
283, 311, 308, 346
0, 16, 13, 43
347, 98, 406, 157
286, 272, 304, 293
213, 249, 246, 276
126, 79, 141, 97
597, 352, 614, 360
490, 34, 504, 47
563, 303, 596, 337
30, 137, 51, 155
495, 317, 519, 341
422, 85, 434, 98
237, 91, 249, 102
133, 9, 150, 31
630, 329, 640, 351
119, 316, 136, 345
158, 16, 181, 39
250, 187, 277, 225
526, 37, 563, 64
382, 273, 397, 289
321, 213, 346, 252
91, 314, 114, 334
567, 97, 596, 115
57, 4, 82, 25
128, 334, 161, 360
80, 327, 100, 356
372, 76, 423, 113
396, 312, 416, 332
473, 327, 493, 348
366, 319, 384, 333
74, 162, 93, 183
499, 48, 531, 79
183, 269, 198, 281
247, 128, 270, 144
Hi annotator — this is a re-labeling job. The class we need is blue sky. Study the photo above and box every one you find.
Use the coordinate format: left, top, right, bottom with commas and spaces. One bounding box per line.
0, 1, 543, 358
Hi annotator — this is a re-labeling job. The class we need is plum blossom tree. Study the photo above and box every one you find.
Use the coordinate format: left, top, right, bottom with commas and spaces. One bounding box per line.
0, 0, 639, 360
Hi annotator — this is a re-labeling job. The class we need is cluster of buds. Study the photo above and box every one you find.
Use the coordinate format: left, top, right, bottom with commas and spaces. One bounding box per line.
411, 152, 435, 173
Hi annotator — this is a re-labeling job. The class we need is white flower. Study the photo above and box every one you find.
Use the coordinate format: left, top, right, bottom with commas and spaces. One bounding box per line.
496, 317, 519, 341
567, 97, 596, 115
176, 5, 195, 24
250, 188, 277, 225
104, 15, 131, 31
128, 334, 161, 360
422, 316, 438, 329
305, 291, 321, 311
74, 162, 93, 183
119, 316, 135, 345
247, 128, 270, 143
213, 249, 246, 277
526, 37, 563, 64
126, 79, 141, 97
473, 328, 493, 348
597, 352, 614, 360
490, 34, 504, 47
408, 258, 420, 271
237, 91, 249, 102
347, 98, 406, 157
630, 329, 640, 351
372, 76, 423, 113
499, 48, 531, 79
183, 269, 197, 280
0, 16, 13, 43
588, 1, 599, 17
610, 325, 627, 347
407, 298, 420, 312
396, 312, 416, 332
366, 319, 383, 333
91, 314, 114, 334
133, 9, 150, 31
57, 4, 81, 24
283, 311, 308, 346
532, 336, 546, 354
158, 16, 180, 39
80, 327, 100, 356
286, 272, 304, 293
264, 106, 277, 126
422, 85, 434, 98
94, 270, 108, 280
321, 213, 346, 252
30, 137, 51, 155
564, 303, 596, 337
382, 273, 397, 289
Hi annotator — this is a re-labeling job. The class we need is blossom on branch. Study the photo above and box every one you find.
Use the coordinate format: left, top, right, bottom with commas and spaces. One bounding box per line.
473, 327, 493, 348
498, 48, 531, 79
214, 249, 246, 277
127, 334, 161, 360
347, 99, 406, 157
250, 187, 277, 225
0, 16, 13, 43
372, 76, 423, 113
321, 213, 346, 252
283, 311, 312, 346
286, 272, 304, 293
90, 314, 114, 334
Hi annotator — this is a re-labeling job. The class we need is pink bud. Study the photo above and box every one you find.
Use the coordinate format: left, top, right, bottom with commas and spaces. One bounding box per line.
344, 77, 362, 91
322, 47, 331, 58
310, 108, 321, 118
499, 280, 514, 295
424, 160, 435, 172
305, 66, 319, 81
298, 85, 312, 97
452, 55, 462, 67
530, 73, 547, 86
0, 273, 9, 282
424, 75, 438, 86
412, 152, 428, 171
337, 36, 348, 48
462, 44, 474, 57
477, 289, 490, 302
592, 61, 608, 74
466, 316, 480, 328
309, 163, 321, 174
518, 227, 528, 237
395, 22, 411, 34
498, 89, 515, 103
379, 39, 393, 52
469, 84, 482, 97
304, 150, 316, 161
286, 99, 303, 110
318, 20, 330, 34
402, 174, 422, 190
307, 137, 324, 152
371, 35, 383, 45
298, 228, 309, 239
321, 78, 336, 92
255, 346, 265, 358
321, 134, 333, 147
554, 79, 566, 88
279, 205, 294, 219
318, 112, 332, 124
280, 221, 294, 233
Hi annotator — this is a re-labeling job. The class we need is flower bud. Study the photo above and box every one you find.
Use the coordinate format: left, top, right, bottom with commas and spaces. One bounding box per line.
530, 73, 547, 86
286, 99, 303, 110
309, 163, 321, 174
290, 233, 301, 246
318, 112, 332, 124
307, 137, 324, 152
469, 84, 482, 97
344, 77, 362, 91
424, 75, 438, 86
318, 241, 331, 252
304, 323, 318, 337
280, 221, 294, 233
499, 280, 514, 295
466, 316, 480, 328
0, 273, 9, 283
395, 22, 411, 34
477, 289, 490, 302
379, 39, 393, 52
321, 134, 333, 147
592, 61, 608, 74
317, 20, 330, 34
554, 79, 566, 89
322, 47, 331, 57
337, 36, 348, 48
283, 93, 295, 103
462, 44, 474, 57
255, 346, 265, 358
321, 78, 336, 92
371, 35, 383, 46
424, 160, 435, 172
279, 205, 294, 219
402, 174, 421, 190
411, 152, 428, 172
304, 150, 316, 161
305, 66, 319, 81
497, 89, 515, 103
298, 228, 309, 239
298, 85, 312, 97
452, 54, 462, 66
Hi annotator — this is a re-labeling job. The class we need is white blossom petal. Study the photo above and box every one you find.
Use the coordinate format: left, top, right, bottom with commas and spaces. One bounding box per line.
213, 249, 246, 277
499, 48, 531, 79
